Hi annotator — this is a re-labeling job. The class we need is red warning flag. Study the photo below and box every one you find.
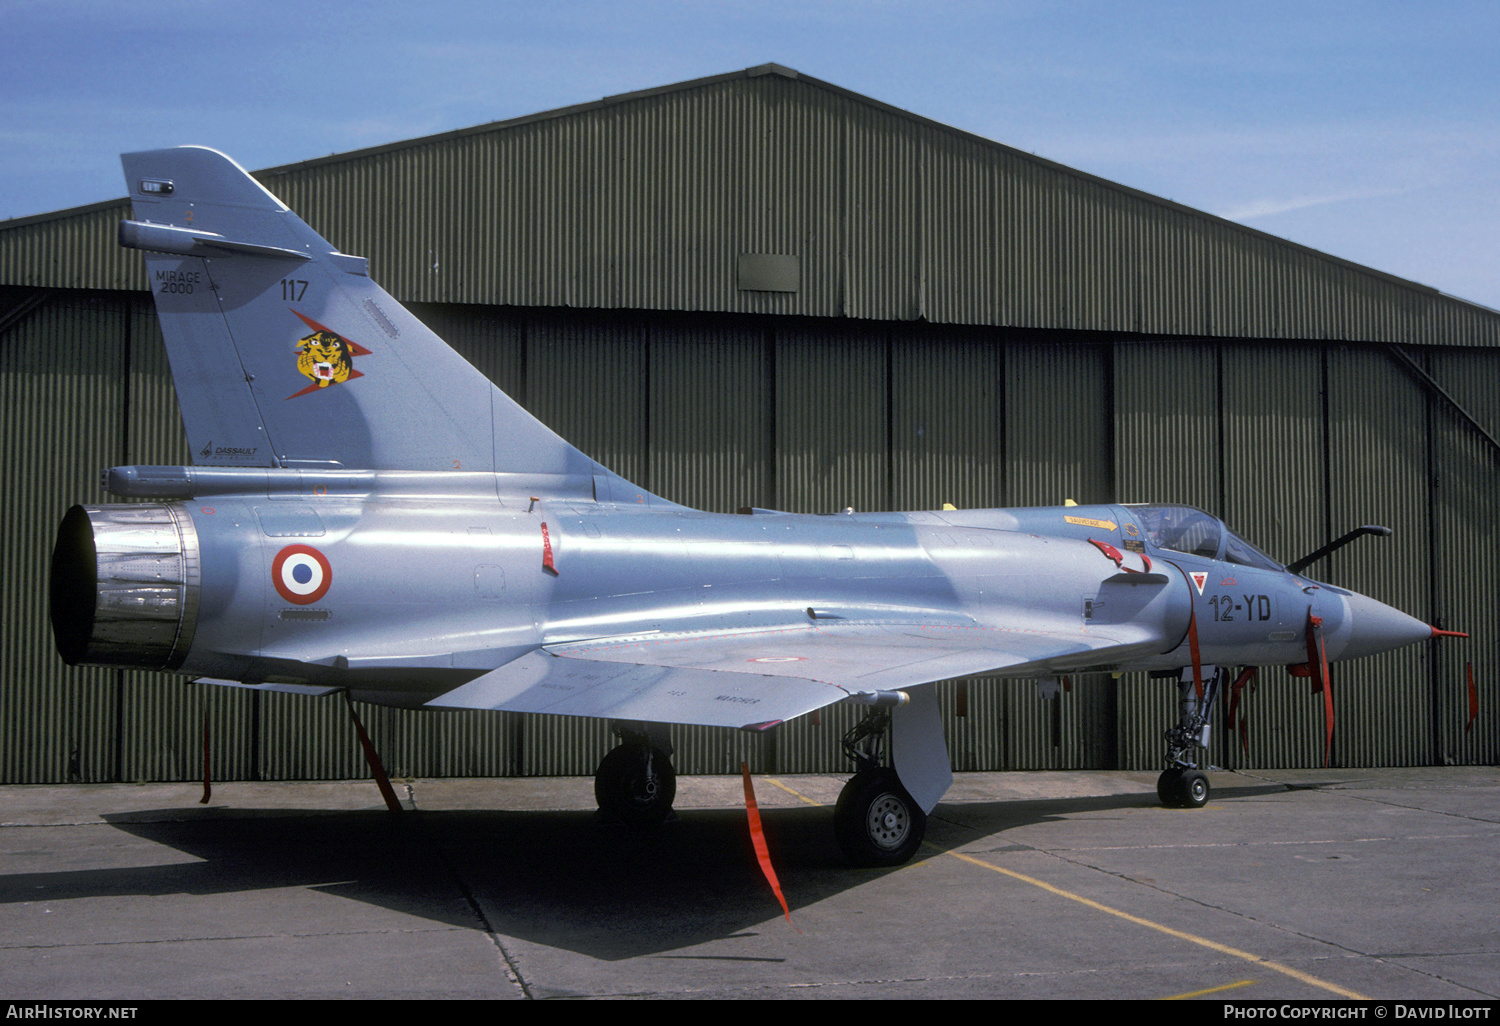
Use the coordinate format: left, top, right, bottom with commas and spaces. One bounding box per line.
345, 692, 403, 814
1306, 613, 1333, 766
541, 522, 556, 573
741, 763, 795, 929
1227, 667, 1257, 756
200, 706, 212, 805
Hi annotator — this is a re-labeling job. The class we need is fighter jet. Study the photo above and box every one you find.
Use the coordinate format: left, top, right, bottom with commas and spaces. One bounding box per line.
49, 147, 1454, 866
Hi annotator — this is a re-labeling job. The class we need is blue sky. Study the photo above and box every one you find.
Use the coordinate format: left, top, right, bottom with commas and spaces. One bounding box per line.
5, 1, 1497, 308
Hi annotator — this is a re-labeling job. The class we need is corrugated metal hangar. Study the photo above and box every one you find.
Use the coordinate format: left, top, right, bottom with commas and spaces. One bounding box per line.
2, 64, 1496, 785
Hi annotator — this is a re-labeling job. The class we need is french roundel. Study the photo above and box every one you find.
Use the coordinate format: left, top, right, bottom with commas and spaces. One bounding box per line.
272, 544, 332, 605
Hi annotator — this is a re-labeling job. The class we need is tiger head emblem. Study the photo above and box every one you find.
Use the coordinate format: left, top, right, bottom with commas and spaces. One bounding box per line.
286, 316, 372, 400
295, 330, 355, 388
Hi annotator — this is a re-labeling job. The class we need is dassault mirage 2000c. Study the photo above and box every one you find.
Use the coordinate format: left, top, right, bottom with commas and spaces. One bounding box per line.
50, 147, 1455, 866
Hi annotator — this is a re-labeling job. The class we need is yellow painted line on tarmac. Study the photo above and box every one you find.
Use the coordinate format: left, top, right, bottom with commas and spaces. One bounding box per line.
935, 845, 1369, 1000
756, 779, 1363, 999
1164, 979, 1257, 1000
761, 777, 825, 806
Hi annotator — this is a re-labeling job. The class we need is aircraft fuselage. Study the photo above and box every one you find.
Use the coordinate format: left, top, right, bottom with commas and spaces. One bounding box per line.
55, 478, 1420, 714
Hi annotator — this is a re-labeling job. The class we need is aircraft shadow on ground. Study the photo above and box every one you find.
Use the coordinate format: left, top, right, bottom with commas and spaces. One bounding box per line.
2, 805, 848, 961
0, 780, 1297, 961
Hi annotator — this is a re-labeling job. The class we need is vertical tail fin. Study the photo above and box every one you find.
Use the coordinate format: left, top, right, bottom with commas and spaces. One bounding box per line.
120, 146, 637, 492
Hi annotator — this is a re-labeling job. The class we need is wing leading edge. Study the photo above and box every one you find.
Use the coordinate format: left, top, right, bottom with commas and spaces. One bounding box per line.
425, 620, 1164, 729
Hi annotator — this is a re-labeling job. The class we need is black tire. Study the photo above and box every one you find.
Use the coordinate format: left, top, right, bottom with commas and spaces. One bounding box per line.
1157, 768, 1184, 807
594, 744, 676, 825
835, 768, 925, 867
1179, 769, 1210, 808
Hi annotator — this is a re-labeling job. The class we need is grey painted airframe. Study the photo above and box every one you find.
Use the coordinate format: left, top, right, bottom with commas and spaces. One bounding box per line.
49, 147, 1455, 865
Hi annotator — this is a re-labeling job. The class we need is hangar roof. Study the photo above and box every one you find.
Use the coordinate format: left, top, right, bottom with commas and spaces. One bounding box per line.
3, 64, 1497, 345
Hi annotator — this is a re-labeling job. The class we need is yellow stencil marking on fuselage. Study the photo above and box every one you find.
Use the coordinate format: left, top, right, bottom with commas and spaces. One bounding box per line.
1064, 515, 1117, 531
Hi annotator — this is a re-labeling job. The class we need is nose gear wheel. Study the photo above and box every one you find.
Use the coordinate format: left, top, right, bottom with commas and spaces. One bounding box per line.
1156, 767, 1210, 808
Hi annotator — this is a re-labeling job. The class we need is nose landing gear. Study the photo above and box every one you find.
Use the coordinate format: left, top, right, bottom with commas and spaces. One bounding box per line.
1156, 665, 1228, 809
1156, 766, 1210, 808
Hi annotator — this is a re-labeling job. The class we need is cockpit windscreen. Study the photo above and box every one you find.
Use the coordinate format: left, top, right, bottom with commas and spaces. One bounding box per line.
1131, 506, 1222, 558
1129, 505, 1282, 570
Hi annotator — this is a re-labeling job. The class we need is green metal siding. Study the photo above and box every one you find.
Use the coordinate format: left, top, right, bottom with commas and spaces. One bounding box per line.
525, 311, 650, 488
889, 327, 1004, 512
241, 73, 1500, 345
5, 296, 1494, 784
647, 319, 772, 514
0, 203, 140, 292
5, 67, 1499, 346
1427, 349, 1500, 765
773, 322, 888, 513
1003, 339, 1112, 507
2, 293, 128, 783
1325, 348, 1433, 767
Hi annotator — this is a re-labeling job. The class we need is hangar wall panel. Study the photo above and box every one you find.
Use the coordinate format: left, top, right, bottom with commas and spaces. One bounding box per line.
1113, 340, 1221, 510
1110, 340, 1224, 774
3, 296, 1497, 783
940, 680, 1005, 772
10, 68, 1500, 348
0, 204, 139, 292
2, 294, 124, 782
1003, 340, 1112, 507
1210, 346, 1334, 770
518, 713, 612, 778
1004, 675, 1118, 770
773, 322, 888, 514
646, 319, 772, 514
888, 326, 1005, 512
526, 311, 650, 489
845, 102, 921, 321
1219, 345, 1327, 571
1324, 348, 1433, 767
258, 691, 368, 781
1427, 349, 1500, 763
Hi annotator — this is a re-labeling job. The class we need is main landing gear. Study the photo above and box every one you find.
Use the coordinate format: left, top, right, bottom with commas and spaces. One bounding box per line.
592, 709, 938, 869
594, 722, 676, 826
1156, 665, 1228, 809
835, 710, 925, 866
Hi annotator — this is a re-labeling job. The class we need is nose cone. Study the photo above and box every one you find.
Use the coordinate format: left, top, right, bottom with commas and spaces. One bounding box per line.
1330, 591, 1433, 661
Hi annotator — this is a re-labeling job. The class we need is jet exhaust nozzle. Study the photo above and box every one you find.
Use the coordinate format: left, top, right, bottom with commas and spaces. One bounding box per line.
50, 504, 200, 669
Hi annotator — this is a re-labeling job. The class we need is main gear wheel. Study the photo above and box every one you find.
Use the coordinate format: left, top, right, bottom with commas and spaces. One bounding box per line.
835, 767, 925, 866
594, 743, 676, 825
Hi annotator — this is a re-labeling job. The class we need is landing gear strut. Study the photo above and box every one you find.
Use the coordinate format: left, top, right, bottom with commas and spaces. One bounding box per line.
1156, 666, 1227, 809
594, 723, 676, 825
835, 710, 926, 866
